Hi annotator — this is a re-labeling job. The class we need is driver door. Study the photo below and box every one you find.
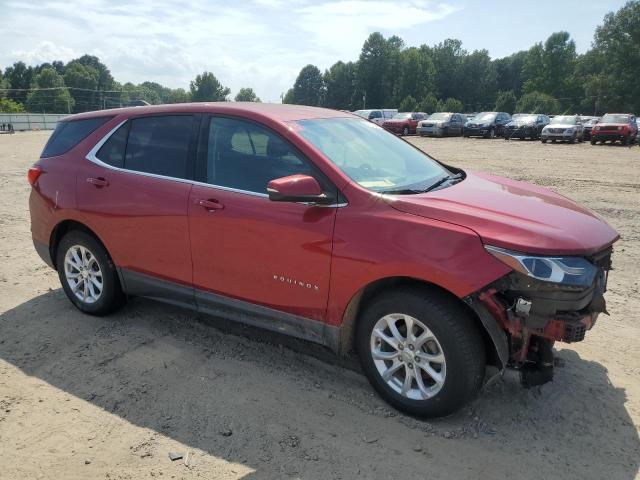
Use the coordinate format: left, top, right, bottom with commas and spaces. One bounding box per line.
188, 115, 338, 323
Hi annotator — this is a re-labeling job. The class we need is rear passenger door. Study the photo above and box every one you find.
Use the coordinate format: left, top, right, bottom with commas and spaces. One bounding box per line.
77, 114, 199, 304
188, 116, 337, 324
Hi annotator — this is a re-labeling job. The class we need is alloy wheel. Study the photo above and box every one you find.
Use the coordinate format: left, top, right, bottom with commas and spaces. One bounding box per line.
64, 245, 103, 304
370, 313, 446, 400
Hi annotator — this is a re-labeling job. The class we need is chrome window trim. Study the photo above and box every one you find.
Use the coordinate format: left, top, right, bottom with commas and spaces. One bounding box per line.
85, 118, 347, 206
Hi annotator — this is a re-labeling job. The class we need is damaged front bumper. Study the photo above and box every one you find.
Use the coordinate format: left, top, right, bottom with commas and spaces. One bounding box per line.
464, 247, 612, 387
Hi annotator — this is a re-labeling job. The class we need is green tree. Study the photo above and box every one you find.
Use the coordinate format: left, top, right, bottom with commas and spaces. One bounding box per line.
416, 94, 439, 114
395, 47, 435, 105
589, 1, 640, 113
398, 95, 417, 112
437, 97, 464, 113
323, 61, 356, 109
26, 67, 74, 113
494, 90, 517, 113
460, 49, 497, 111
190, 71, 230, 102
168, 88, 190, 104
63, 61, 99, 111
282, 88, 294, 104
431, 39, 465, 100
516, 91, 560, 114
234, 87, 261, 102
290, 64, 324, 106
523, 32, 580, 109
494, 51, 528, 97
355, 32, 403, 108
0, 98, 25, 112
3, 61, 34, 104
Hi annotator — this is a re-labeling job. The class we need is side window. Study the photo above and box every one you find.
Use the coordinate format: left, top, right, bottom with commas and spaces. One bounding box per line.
369, 111, 382, 119
96, 122, 129, 168
205, 117, 312, 194
42, 116, 113, 158
124, 115, 194, 179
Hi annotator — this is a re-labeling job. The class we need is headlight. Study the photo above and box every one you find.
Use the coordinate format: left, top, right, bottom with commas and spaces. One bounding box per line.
542, 127, 549, 132
437, 122, 445, 127
485, 245, 597, 286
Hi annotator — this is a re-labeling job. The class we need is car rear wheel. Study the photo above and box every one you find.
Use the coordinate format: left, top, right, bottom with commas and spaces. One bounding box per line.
56, 230, 126, 316
356, 287, 486, 417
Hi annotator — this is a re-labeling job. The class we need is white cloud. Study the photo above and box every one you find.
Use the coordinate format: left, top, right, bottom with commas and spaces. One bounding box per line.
0, 0, 459, 102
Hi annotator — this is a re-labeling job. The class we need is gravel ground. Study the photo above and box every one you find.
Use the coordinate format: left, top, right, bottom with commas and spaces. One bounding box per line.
0, 131, 638, 480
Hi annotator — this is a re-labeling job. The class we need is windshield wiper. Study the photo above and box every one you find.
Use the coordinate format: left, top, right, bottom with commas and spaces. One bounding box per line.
423, 173, 463, 193
379, 188, 425, 195
379, 173, 463, 195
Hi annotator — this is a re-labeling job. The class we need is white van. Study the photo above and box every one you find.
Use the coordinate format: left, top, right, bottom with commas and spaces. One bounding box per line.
353, 109, 398, 126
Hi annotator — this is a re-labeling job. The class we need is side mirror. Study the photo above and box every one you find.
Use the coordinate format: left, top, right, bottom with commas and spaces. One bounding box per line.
267, 175, 333, 205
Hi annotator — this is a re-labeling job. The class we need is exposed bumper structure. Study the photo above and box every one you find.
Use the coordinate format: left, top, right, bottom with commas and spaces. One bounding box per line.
465, 247, 612, 387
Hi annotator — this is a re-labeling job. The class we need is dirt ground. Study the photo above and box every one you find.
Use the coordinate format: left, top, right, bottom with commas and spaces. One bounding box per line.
1, 131, 639, 480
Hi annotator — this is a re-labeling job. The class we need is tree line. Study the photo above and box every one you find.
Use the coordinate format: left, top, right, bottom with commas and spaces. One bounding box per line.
1, 1, 637, 115
0, 56, 260, 114
283, 1, 640, 115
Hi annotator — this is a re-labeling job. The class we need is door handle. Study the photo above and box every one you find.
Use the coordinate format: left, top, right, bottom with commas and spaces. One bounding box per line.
196, 198, 224, 211
86, 177, 109, 187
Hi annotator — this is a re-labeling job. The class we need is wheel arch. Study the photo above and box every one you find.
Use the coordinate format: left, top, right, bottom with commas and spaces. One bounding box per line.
49, 220, 114, 272
337, 276, 502, 369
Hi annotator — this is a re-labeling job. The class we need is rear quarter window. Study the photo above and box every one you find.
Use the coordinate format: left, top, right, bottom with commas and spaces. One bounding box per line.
41, 116, 113, 158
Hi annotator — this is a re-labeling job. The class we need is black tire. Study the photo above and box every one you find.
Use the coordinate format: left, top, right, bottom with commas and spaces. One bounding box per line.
623, 135, 630, 146
356, 287, 486, 418
56, 230, 126, 316
541, 139, 547, 143
590, 139, 596, 145
484, 128, 495, 139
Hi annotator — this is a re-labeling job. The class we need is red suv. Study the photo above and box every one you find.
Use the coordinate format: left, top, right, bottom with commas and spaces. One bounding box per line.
29, 104, 618, 417
591, 113, 638, 145
382, 112, 427, 135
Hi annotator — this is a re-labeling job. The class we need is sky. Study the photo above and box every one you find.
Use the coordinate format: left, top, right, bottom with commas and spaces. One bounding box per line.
0, 0, 628, 102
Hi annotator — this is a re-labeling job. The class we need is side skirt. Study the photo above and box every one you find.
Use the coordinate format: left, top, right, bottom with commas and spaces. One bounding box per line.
120, 269, 340, 352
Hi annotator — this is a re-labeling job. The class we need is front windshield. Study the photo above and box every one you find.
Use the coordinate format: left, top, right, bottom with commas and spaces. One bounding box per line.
474, 112, 496, 122
512, 114, 537, 123
601, 114, 629, 123
295, 118, 449, 192
553, 116, 577, 125
393, 113, 411, 120
428, 113, 451, 121
353, 110, 370, 119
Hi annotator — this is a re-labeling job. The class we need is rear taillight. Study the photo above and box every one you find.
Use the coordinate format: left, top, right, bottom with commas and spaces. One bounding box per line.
28, 165, 43, 186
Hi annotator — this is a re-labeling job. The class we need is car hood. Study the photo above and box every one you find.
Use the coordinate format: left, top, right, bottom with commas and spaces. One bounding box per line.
384, 171, 619, 255
507, 121, 535, 127
546, 123, 577, 129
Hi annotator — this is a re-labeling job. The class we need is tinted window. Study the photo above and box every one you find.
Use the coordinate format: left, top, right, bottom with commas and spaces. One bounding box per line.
205, 117, 311, 194
96, 122, 129, 168
41, 116, 112, 158
124, 115, 193, 179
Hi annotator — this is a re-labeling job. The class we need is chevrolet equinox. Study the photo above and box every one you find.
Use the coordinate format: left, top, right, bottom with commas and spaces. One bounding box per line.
29, 103, 618, 417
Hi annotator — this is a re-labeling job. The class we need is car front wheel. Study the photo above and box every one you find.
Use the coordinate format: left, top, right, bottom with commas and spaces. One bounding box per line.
356, 288, 485, 417
56, 230, 126, 315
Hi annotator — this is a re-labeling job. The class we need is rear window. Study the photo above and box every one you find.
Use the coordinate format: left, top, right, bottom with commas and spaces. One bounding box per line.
124, 115, 193, 179
41, 116, 113, 158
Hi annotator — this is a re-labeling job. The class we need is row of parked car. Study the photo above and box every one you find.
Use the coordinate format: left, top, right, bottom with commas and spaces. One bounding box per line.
353, 108, 639, 146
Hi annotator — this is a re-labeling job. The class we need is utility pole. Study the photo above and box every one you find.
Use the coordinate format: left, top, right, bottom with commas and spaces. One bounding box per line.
363, 91, 366, 109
